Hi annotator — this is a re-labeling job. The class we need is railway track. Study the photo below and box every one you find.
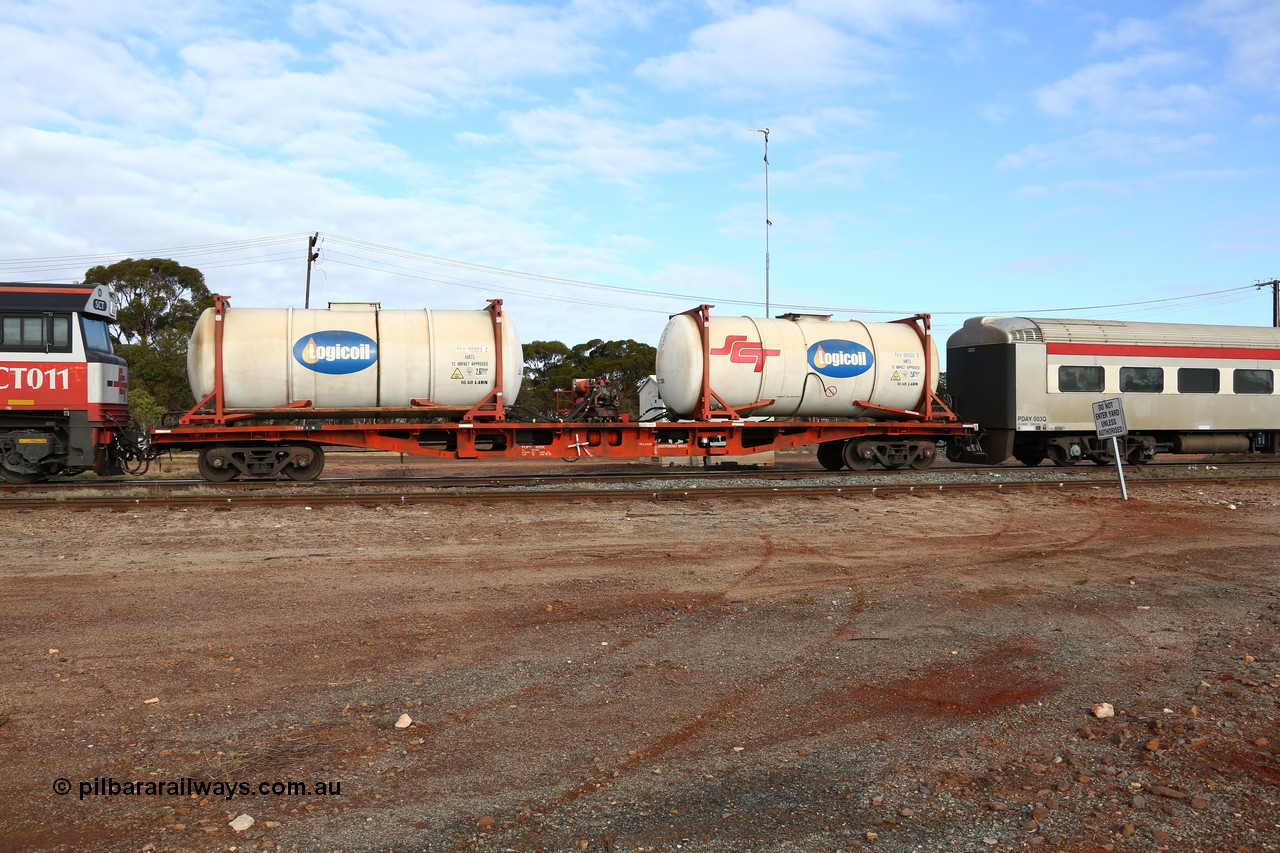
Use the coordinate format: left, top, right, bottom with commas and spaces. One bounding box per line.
5, 468, 1278, 510
5, 454, 1278, 496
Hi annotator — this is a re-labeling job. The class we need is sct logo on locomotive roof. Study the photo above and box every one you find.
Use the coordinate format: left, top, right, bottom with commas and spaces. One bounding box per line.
808, 340, 873, 378
293, 331, 378, 375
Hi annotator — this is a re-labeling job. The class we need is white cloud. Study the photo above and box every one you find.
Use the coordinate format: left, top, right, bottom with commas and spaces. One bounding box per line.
497, 107, 733, 186
637, 7, 884, 97
1033, 51, 1217, 123
999, 129, 1218, 169
1189, 0, 1280, 94
0, 25, 195, 132
763, 106, 879, 138
291, 0, 630, 98
979, 102, 1013, 123
636, 0, 964, 98
782, 150, 896, 189
1091, 17, 1163, 53
1, 0, 1272, 342
794, 0, 965, 35
1001, 252, 1085, 274
1001, 153, 1272, 196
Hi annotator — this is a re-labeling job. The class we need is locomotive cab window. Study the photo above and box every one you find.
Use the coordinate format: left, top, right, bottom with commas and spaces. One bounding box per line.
1058, 365, 1103, 392
1120, 366, 1163, 393
1, 313, 73, 353
1233, 369, 1274, 395
1177, 367, 1219, 394
81, 317, 115, 356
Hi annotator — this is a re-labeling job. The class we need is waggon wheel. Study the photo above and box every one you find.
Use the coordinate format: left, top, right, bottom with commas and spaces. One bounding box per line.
842, 440, 876, 472
197, 448, 239, 483
1047, 445, 1076, 467
909, 445, 937, 470
1127, 446, 1150, 465
0, 464, 42, 484
284, 445, 325, 481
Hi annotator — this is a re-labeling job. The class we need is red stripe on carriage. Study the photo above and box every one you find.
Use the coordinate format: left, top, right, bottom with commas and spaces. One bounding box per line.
1047, 342, 1280, 361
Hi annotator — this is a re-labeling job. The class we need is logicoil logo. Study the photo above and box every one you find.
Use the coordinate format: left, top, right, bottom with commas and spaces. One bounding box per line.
808, 339, 873, 378
293, 331, 378, 375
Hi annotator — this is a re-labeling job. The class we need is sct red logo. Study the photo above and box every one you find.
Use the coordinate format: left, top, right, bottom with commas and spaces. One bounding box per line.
710, 335, 781, 373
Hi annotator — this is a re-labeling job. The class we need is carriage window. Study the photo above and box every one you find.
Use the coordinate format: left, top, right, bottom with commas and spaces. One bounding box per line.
1, 315, 46, 348
1120, 366, 1163, 393
1058, 365, 1103, 392
1233, 369, 1274, 395
51, 316, 71, 349
1, 313, 75, 351
1177, 367, 1219, 394
81, 318, 115, 355
1, 316, 18, 345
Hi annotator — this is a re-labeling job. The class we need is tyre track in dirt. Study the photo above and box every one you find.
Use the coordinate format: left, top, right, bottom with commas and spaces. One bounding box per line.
5, 485, 1280, 851
277, 528, 883, 846
132, 527, 878, 846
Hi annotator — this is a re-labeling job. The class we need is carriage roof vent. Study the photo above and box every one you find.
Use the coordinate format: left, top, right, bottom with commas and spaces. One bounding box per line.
1009, 328, 1044, 342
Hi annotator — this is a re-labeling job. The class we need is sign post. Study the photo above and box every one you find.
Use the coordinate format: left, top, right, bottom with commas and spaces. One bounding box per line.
1091, 397, 1129, 500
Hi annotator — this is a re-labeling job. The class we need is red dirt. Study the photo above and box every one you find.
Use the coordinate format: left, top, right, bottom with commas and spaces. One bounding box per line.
1, 466, 1277, 851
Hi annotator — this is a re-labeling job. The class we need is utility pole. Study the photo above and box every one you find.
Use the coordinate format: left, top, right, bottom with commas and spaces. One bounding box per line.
1258, 279, 1280, 327
749, 128, 771, 318
305, 233, 320, 309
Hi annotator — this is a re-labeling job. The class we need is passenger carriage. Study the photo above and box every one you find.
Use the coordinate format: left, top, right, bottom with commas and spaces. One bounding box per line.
947, 316, 1280, 466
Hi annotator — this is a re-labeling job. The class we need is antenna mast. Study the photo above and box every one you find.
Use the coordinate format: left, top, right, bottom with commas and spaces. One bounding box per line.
749, 128, 771, 318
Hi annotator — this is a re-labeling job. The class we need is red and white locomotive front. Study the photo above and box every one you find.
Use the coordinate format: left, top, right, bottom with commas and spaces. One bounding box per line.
0, 282, 131, 482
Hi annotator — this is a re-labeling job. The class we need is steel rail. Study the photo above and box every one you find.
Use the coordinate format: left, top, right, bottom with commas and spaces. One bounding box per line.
7, 456, 1278, 497
3, 474, 1276, 511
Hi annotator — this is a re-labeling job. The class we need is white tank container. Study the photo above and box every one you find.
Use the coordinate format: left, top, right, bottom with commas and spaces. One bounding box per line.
187, 304, 522, 408
655, 314, 937, 418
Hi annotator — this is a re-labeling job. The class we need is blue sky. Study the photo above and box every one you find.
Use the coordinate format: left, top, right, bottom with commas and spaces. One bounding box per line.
1, 0, 1277, 350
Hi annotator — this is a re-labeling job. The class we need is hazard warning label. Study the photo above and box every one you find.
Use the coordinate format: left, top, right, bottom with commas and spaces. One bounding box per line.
449, 352, 492, 385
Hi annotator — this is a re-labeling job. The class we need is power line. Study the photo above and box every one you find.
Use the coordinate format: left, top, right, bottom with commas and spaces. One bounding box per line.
983, 284, 1260, 317
0, 235, 306, 279
321, 256, 674, 315
0, 232, 1268, 322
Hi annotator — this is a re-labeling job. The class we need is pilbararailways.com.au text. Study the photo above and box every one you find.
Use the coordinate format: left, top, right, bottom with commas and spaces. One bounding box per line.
54, 776, 342, 801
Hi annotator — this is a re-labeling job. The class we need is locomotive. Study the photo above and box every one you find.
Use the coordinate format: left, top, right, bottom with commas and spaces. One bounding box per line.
947, 316, 1280, 466
0, 282, 148, 483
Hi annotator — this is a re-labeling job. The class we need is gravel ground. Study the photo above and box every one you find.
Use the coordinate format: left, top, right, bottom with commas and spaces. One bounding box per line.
0, 459, 1277, 852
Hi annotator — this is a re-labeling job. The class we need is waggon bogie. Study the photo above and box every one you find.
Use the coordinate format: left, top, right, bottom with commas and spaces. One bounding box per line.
195, 443, 326, 482
832, 436, 938, 471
